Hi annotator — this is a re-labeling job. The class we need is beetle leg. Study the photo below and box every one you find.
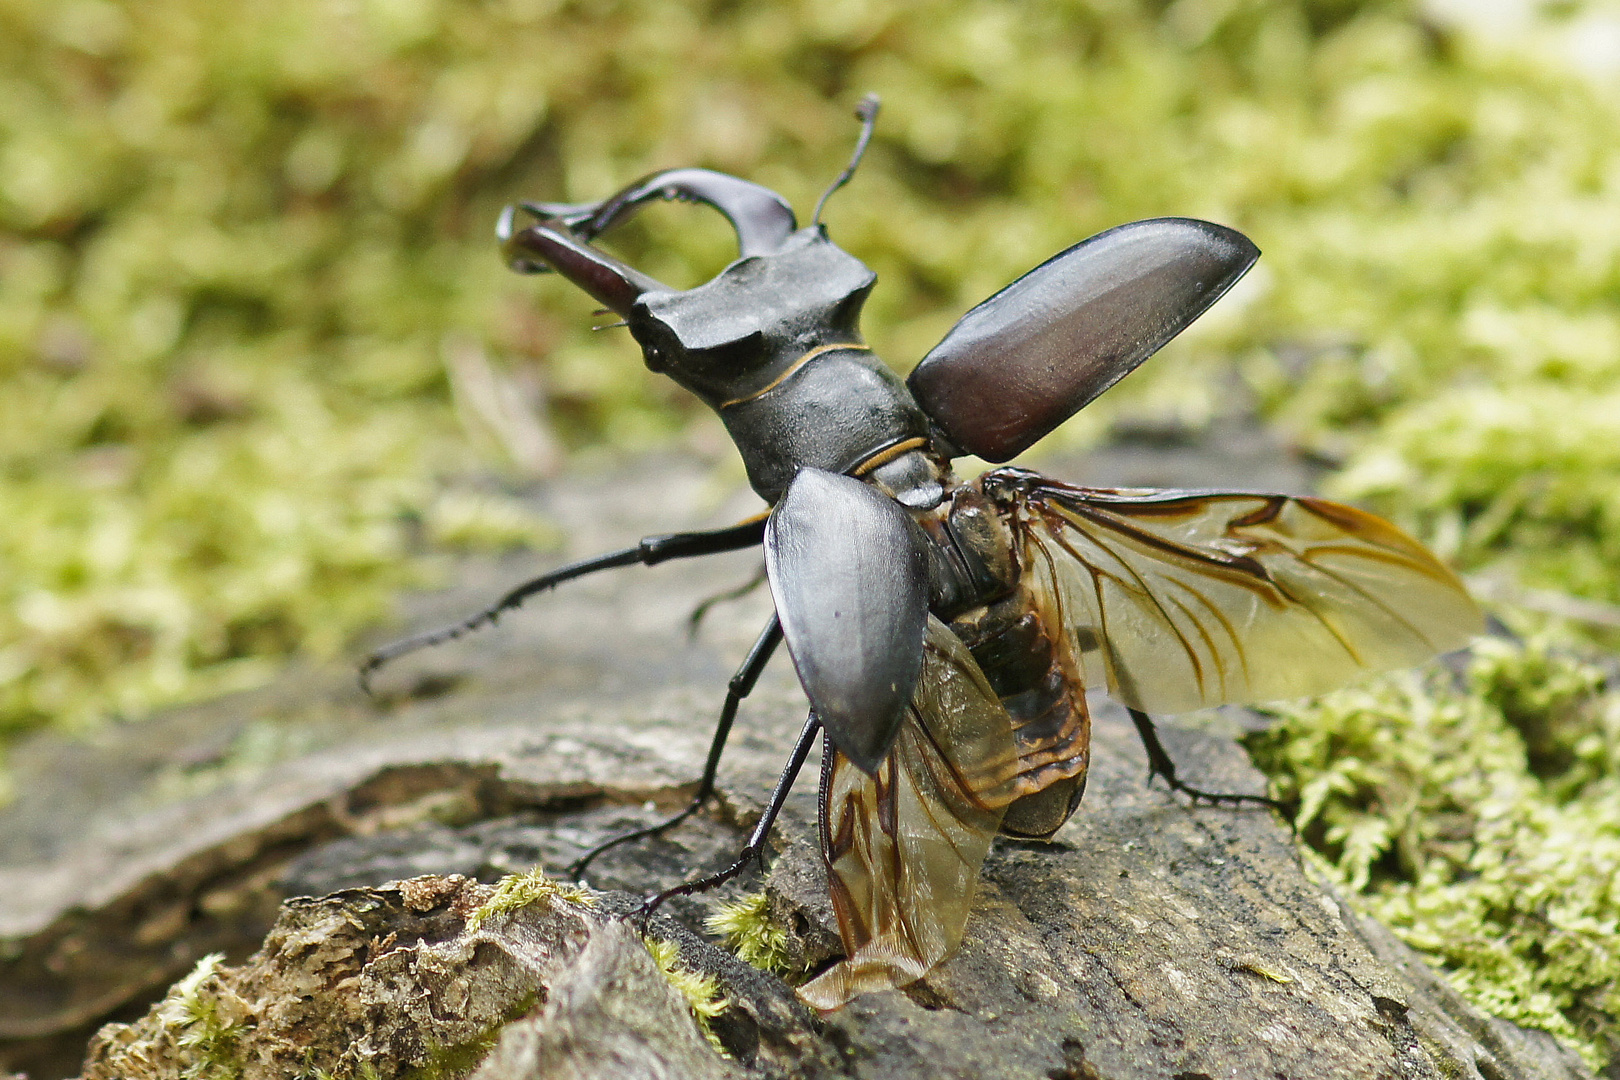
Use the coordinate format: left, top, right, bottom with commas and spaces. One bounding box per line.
358, 518, 767, 693
634, 712, 820, 927
686, 562, 768, 640
1125, 707, 1284, 812
569, 614, 783, 880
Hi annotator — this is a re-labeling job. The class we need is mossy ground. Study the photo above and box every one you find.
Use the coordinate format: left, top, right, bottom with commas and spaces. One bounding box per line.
465, 866, 593, 933
1248, 636, 1620, 1069
6, 0, 1620, 1067
707, 891, 800, 979
643, 936, 730, 1058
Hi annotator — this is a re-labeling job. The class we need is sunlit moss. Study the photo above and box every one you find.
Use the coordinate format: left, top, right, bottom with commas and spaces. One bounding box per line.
706, 890, 800, 978
155, 952, 245, 1080
644, 936, 730, 1058
464, 867, 593, 934
1247, 639, 1620, 1069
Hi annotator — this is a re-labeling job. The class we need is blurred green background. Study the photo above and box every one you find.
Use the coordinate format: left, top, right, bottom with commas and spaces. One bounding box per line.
3, 0, 1619, 1066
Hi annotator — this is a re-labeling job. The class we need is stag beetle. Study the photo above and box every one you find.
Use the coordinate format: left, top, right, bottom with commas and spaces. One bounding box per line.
364, 97, 1480, 1009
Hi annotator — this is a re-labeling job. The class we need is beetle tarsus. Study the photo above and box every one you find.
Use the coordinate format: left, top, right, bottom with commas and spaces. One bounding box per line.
569, 616, 784, 879
1127, 707, 1283, 812
636, 841, 757, 925
635, 712, 819, 922
570, 801, 707, 883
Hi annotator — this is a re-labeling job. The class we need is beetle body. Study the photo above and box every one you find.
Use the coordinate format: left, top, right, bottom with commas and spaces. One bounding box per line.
373, 101, 1481, 1009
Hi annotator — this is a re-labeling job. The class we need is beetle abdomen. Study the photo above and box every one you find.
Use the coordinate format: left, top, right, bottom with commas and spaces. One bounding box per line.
948, 592, 1091, 838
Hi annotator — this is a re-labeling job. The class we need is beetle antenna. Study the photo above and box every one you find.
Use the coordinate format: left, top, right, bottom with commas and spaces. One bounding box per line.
811, 94, 881, 227
592, 320, 629, 331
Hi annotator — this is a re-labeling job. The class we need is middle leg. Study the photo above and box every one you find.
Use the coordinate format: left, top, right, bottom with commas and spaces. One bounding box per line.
570, 613, 784, 879
636, 712, 820, 924
360, 517, 766, 692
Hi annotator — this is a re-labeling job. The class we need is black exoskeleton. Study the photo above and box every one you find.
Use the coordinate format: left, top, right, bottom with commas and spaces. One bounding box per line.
364, 97, 1480, 1009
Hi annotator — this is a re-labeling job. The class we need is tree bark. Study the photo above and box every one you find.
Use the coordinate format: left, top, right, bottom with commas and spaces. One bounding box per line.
0, 448, 1595, 1080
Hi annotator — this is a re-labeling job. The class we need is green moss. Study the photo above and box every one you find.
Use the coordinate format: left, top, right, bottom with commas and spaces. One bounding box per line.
706, 890, 801, 979
8, 0, 1620, 781
157, 952, 245, 1080
5, 1, 1620, 1065
304, 1060, 383, 1080
644, 936, 730, 1058
1247, 639, 1620, 1070
464, 867, 593, 934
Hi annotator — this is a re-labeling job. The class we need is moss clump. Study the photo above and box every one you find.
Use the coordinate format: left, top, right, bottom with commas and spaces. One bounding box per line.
464, 867, 593, 934
156, 952, 245, 1080
706, 890, 800, 979
304, 1064, 384, 1080
1247, 638, 1620, 1070
644, 936, 729, 1058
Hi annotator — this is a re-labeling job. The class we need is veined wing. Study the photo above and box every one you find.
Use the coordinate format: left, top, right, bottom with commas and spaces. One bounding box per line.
1010, 478, 1482, 715
798, 615, 1025, 1011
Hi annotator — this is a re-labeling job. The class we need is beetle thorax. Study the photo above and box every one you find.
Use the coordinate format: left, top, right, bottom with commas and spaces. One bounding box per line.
628, 229, 935, 503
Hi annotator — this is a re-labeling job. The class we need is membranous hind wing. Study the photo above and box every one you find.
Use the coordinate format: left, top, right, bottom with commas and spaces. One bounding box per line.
799, 615, 1027, 1011
991, 472, 1482, 714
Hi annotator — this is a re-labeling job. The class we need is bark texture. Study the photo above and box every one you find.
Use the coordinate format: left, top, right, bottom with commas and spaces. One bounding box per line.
0, 447, 1596, 1080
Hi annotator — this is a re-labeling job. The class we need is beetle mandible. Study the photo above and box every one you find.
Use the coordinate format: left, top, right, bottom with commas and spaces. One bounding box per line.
364, 97, 1480, 1009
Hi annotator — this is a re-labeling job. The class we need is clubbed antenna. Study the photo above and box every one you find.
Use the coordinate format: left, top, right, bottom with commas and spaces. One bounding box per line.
812, 94, 881, 227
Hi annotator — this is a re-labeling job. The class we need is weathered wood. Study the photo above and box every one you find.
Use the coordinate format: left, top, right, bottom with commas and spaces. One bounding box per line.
0, 445, 1595, 1079
58, 703, 1595, 1080
80, 877, 767, 1080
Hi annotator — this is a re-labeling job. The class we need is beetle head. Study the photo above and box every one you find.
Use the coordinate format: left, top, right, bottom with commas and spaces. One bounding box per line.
626, 229, 877, 398
501, 98, 886, 409
499, 173, 877, 408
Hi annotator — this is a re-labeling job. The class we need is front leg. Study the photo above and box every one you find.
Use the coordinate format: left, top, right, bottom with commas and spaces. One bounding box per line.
359, 517, 766, 693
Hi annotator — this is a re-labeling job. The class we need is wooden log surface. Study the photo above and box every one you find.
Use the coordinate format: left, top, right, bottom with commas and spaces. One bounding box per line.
0, 436, 1594, 1079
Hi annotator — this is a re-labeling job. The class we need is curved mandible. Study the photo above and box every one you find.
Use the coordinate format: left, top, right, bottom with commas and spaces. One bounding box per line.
497, 204, 669, 315
577, 168, 798, 258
